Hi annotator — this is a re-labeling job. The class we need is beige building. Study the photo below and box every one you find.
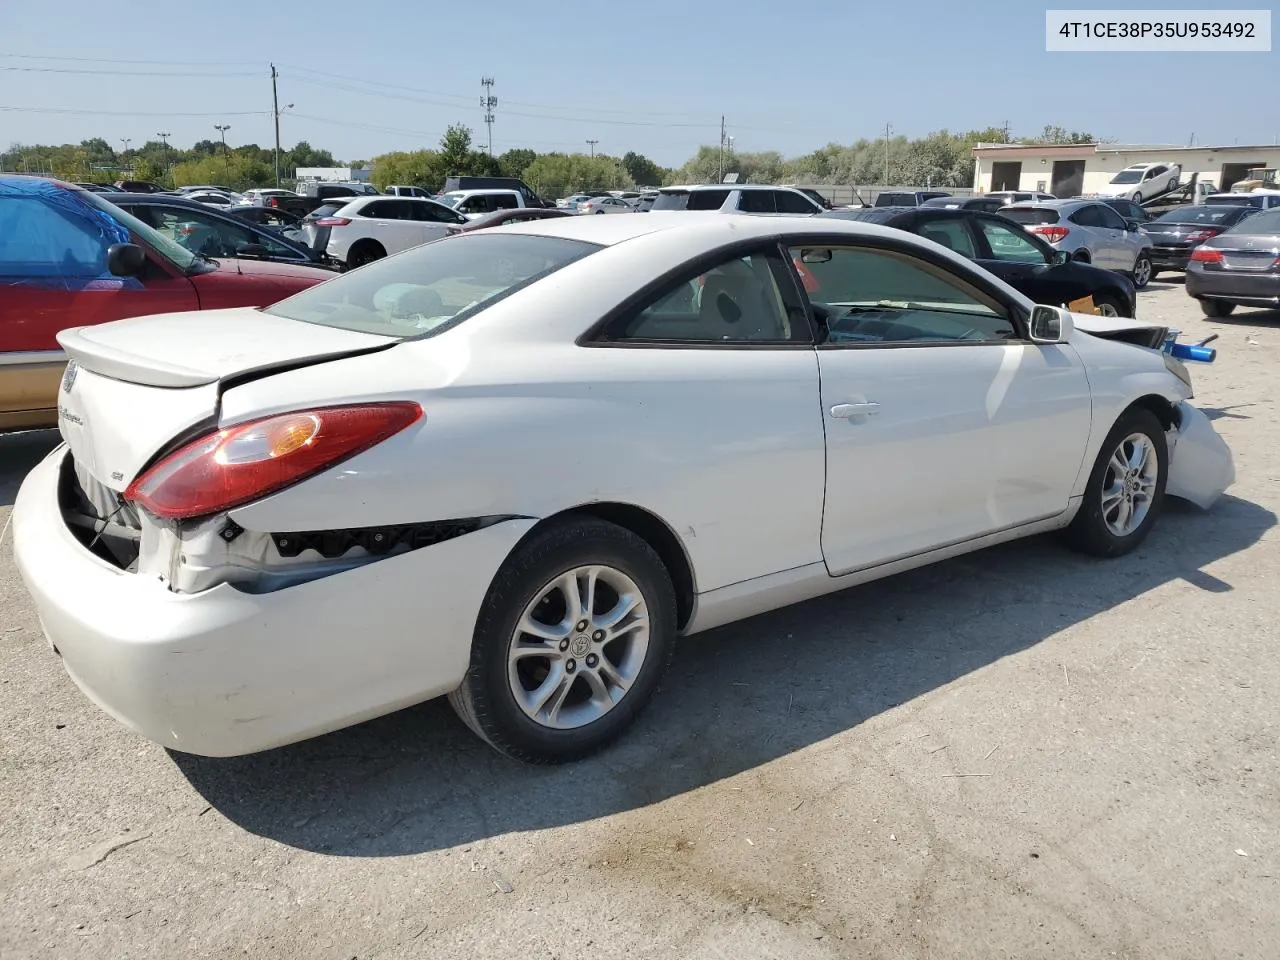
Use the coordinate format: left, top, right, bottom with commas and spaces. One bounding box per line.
971, 142, 1280, 198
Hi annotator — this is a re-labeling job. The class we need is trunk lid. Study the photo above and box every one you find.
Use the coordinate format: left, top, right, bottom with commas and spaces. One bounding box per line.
55, 308, 396, 491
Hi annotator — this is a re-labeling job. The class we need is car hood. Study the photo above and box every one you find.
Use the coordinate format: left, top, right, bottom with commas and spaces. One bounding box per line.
210, 257, 337, 281
1070, 312, 1168, 350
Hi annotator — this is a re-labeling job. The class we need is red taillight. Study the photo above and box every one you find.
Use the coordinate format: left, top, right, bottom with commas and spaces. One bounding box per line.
1189, 246, 1223, 264
1029, 225, 1070, 243
314, 217, 351, 227
1183, 228, 1221, 243
124, 403, 423, 520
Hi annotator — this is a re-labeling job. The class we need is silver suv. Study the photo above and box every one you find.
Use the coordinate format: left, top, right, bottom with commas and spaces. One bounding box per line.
651, 184, 824, 215
1000, 199, 1155, 289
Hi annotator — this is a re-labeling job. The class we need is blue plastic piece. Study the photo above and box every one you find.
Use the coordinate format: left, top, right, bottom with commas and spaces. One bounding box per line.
1170, 342, 1217, 363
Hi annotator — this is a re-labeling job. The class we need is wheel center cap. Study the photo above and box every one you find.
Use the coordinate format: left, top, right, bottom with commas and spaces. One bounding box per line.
570, 635, 592, 657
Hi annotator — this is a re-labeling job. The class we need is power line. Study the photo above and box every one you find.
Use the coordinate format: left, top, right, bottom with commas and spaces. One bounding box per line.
0, 65, 258, 77
0, 105, 270, 117
0, 52, 261, 66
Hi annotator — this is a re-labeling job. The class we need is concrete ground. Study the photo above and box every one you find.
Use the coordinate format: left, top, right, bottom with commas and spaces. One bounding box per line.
1, 281, 1277, 960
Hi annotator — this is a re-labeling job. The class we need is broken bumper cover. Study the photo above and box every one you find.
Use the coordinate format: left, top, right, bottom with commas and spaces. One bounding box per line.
1167, 402, 1235, 509
12, 445, 535, 757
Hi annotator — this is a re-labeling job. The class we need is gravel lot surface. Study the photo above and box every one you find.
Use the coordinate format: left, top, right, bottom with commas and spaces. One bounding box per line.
2, 280, 1277, 960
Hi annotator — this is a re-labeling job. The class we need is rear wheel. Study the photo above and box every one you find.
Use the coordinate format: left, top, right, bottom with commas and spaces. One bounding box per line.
1072, 249, 1091, 264
448, 517, 677, 763
1200, 298, 1237, 318
346, 240, 386, 269
1063, 407, 1168, 558
1132, 253, 1153, 289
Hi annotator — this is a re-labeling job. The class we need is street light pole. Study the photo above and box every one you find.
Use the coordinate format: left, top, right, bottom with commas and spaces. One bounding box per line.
119, 137, 131, 178
156, 132, 170, 186
586, 139, 598, 158
214, 124, 231, 184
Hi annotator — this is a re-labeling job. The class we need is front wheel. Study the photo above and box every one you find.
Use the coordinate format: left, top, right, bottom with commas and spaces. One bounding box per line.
1133, 191, 1143, 204
1131, 253, 1153, 289
1201, 298, 1237, 318
1092, 293, 1129, 318
448, 517, 677, 763
1062, 407, 1168, 558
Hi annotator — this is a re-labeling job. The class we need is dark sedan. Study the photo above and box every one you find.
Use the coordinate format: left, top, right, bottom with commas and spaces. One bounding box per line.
818, 207, 1137, 316
105, 193, 338, 270
445, 207, 575, 233
1185, 207, 1280, 317
921, 195, 1009, 213
1144, 204, 1256, 277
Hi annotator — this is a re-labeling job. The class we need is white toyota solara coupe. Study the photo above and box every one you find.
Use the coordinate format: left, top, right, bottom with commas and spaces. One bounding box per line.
13, 213, 1234, 763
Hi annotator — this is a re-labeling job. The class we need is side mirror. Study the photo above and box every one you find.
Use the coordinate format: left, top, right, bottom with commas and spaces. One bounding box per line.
1051, 249, 1071, 266
238, 243, 269, 258
1029, 304, 1074, 344
106, 243, 146, 277
1125, 219, 1141, 232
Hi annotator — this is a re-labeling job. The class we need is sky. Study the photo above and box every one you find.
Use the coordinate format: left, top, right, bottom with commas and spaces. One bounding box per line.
3, 0, 1277, 167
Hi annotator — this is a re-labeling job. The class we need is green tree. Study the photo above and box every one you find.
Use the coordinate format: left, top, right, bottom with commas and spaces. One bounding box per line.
498, 148, 537, 180
369, 149, 446, 191
1024, 125, 1098, 145
438, 124, 474, 173
621, 151, 665, 188
522, 153, 633, 200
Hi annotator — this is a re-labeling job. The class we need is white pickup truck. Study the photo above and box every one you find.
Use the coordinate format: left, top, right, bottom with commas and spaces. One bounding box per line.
435, 189, 533, 219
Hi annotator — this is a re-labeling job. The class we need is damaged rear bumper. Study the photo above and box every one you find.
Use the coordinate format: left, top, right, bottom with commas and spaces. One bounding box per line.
13, 444, 536, 757
1167, 402, 1235, 509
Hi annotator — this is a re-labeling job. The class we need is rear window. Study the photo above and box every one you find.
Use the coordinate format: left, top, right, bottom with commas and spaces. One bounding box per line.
265, 233, 600, 339
875, 193, 915, 207
652, 190, 729, 211
1227, 208, 1280, 233
1206, 194, 1263, 208
305, 201, 350, 220
1001, 207, 1060, 225
1153, 205, 1243, 225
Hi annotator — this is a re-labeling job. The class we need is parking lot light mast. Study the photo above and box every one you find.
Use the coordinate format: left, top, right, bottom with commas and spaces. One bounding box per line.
119, 138, 131, 177
883, 122, 892, 185
586, 139, 598, 158
156, 132, 171, 185
214, 124, 231, 184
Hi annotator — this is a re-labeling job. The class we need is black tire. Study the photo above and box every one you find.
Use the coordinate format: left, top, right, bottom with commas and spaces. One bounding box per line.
1062, 407, 1168, 558
1200, 298, 1236, 318
448, 516, 677, 763
346, 240, 386, 269
1148, 270, 1161, 283
1131, 252, 1153, 289
1092, 292, 1130, 318
1072, 249, 1091, 263
1133, 192, 1143, 204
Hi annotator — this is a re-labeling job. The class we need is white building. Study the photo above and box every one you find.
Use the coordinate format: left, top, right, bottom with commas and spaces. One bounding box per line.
294, 166, 371, 184
971, 142, 1280, 198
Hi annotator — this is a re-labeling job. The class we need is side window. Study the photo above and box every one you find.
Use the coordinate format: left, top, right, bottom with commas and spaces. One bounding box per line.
788, 245, 1017, 345
606, 250, 805, 343
975, 219, 1048, 264
914, 218, 978, 258
364, 200, 410, 219
687, 189, 730, 211
1069, 205, 1103, 228
494, 194, 519, 210
738, 191, 776, 213
0, 197, 114, 277
776, 190, 819, 214
1094, 204, 1128, 230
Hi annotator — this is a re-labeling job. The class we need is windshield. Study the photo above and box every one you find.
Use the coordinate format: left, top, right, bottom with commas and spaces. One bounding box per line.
1226, 208, 1280, 233
436, 193, 463, 208
1110, 170, 1144, 184
265, 233, 600, 338
77, 188, 201, 272
1153, 205, 1244, 225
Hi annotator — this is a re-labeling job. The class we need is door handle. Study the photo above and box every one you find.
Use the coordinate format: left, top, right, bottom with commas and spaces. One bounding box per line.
830, 402, 880, 419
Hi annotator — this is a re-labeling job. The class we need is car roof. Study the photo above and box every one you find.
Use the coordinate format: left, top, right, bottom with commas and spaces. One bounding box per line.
658, 183, 802, 193
490, 210, 911, 247
1004, 198, 1097, 210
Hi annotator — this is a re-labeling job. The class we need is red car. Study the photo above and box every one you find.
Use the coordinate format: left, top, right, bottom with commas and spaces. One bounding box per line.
0, 176, 334, 430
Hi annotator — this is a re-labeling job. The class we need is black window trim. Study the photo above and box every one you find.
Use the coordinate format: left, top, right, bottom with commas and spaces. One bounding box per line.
776, 231, 1032, 349
577, 238, 818, 350
117, 199, 312, 263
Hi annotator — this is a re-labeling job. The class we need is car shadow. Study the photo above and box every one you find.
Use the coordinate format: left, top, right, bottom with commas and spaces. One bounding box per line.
172, 493, 1275, 857
1197, 307, 1280, 325
0, 429, 60, 508
1202, 404, 1255, 422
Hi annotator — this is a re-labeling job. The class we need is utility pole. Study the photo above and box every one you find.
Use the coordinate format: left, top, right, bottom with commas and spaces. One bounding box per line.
883, 122, 892, 185
156, 131, 170, 186
271, 64, 281, 187
480, 77, 497, 156
1002, 119, 1010, 141
718, 115, 726, 183
214, 124, 231, 184
586, 139, 598, 158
